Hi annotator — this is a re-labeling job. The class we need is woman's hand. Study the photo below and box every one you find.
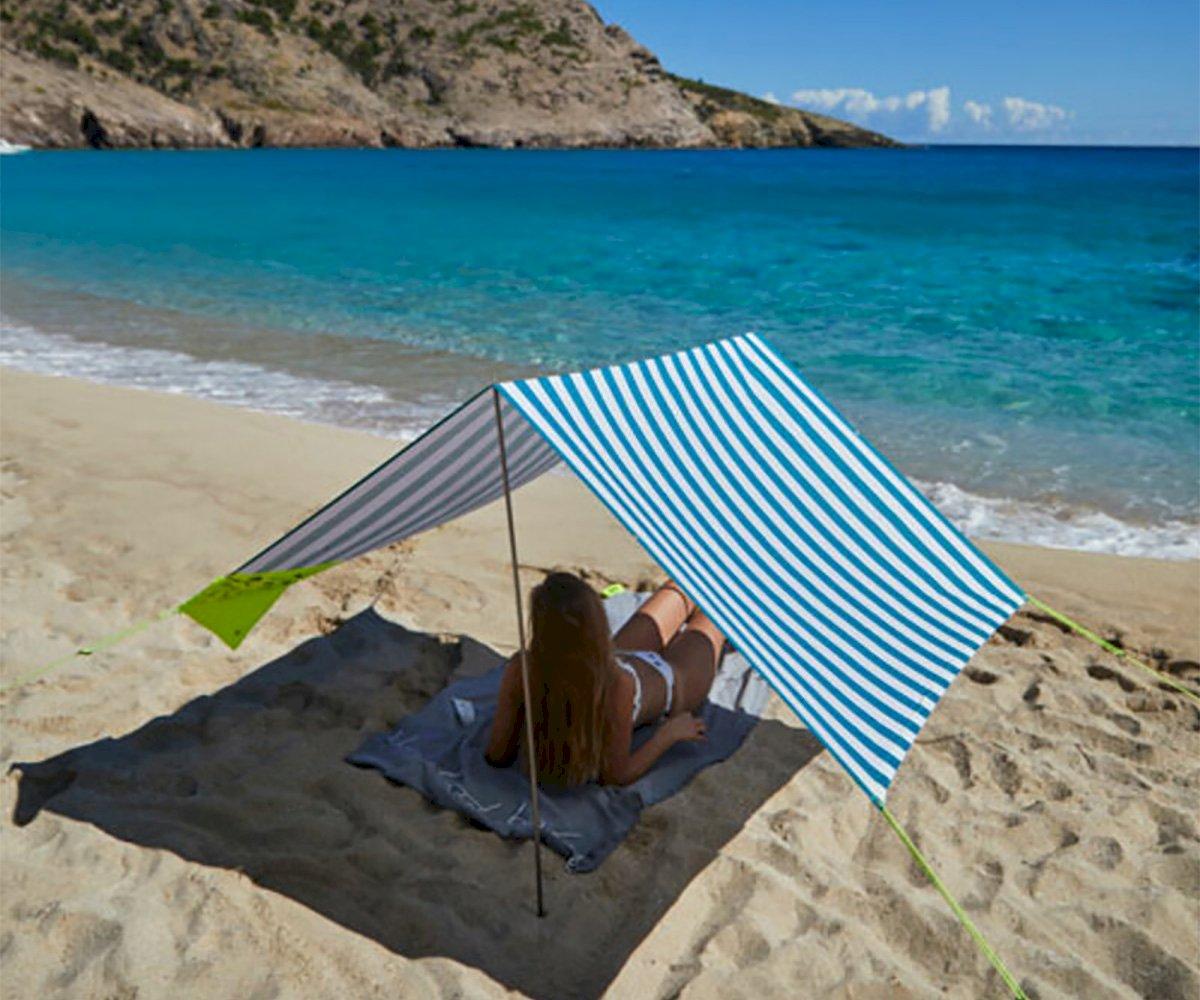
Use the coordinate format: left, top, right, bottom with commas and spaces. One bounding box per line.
663, 713, 707, 744
602, 708, 707, 786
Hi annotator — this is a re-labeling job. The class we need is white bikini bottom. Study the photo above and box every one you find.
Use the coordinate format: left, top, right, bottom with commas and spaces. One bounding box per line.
615, 649, 675, 722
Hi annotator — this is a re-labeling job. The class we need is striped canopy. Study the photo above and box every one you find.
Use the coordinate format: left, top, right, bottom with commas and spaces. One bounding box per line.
182, 334, 1025, 802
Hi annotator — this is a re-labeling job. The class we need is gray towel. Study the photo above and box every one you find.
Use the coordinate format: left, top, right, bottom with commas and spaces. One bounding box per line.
347, 591, 770, 872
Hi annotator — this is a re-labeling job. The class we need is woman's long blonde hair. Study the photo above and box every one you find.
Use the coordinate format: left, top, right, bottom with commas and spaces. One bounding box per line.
525, 572, 612, 787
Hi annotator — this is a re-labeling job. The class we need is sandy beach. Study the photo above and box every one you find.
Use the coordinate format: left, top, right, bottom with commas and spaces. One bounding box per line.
1, 366, 1197, 999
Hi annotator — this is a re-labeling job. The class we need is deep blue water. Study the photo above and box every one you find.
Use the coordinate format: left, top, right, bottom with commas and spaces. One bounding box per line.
1, 147, 1197, 556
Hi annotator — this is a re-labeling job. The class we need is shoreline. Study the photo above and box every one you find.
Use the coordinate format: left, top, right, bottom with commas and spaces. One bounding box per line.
2, 365, 1195, 668
1, 364, 1197, 998
1, 330, 1196, 560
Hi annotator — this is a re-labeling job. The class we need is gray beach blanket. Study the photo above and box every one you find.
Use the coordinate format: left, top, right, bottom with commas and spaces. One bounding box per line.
347, 592, 770, 872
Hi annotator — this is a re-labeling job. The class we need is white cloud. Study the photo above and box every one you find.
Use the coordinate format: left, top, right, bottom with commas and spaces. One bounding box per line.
762, 91, 780, 105
926, 87, 951, 132
790, 86, 953, 133
963, 100, 993, 127
1002, 96, 1069, 131
786, 86, 1072, 139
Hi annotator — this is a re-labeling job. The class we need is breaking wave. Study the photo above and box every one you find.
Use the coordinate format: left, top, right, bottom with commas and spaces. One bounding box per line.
3, 319, 1195, 561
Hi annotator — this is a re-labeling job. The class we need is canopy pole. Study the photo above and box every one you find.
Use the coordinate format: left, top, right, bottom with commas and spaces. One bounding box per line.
492, 386, 547, 918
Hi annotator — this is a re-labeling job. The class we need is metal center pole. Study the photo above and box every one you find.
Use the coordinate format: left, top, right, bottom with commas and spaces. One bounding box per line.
492, 387, 546, 918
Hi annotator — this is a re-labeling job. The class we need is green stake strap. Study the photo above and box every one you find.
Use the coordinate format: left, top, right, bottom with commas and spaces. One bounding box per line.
1, 605, 181, 694
5, 562, 339, 695
878, 802, 1028, 999
1026, 595, 1199, 708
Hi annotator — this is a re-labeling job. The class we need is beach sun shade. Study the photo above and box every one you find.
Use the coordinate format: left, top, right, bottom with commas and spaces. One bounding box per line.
181, 333, 1026, 804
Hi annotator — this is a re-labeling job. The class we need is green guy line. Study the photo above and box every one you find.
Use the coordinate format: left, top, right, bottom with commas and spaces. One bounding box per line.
878, 802, 1028, 999
1027, 595, 1199, 708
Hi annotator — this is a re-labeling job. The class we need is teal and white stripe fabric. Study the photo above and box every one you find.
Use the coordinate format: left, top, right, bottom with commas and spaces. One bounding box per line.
500, 334, 1025, 802
233, 333, 1023, 802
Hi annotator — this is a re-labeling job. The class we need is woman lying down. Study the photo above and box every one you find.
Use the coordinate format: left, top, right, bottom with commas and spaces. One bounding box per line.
485, 572, 725, 787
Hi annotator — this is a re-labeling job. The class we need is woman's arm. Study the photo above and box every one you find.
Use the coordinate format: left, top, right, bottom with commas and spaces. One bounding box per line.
484, 655, 523, 767
600, 673, 706, 786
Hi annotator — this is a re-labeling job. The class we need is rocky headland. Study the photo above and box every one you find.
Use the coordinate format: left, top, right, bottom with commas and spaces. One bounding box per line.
0, 0, 897, 150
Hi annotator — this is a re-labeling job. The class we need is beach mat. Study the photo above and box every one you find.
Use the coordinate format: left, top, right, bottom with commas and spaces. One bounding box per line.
347, 591, 770, 872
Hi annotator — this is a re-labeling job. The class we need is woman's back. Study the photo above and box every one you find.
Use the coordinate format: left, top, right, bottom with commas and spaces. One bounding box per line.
484, 573, 716, 787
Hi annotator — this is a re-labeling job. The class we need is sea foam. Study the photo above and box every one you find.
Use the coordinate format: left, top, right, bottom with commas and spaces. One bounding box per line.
3, 320, 1194, 562
0, 318, 442, 439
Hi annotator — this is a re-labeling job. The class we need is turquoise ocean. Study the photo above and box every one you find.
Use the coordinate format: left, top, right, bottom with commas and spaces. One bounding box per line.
1, 147, 1196, 558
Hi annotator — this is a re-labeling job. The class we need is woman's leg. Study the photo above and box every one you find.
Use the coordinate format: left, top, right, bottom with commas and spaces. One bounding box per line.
664, 607, 725, 715
611, 580, 696, 653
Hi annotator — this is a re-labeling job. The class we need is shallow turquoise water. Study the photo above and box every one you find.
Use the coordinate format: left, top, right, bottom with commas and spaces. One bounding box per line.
1, 147, 1196, 555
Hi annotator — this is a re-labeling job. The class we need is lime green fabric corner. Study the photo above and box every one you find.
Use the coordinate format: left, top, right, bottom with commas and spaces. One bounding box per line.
179, 562, 338, 649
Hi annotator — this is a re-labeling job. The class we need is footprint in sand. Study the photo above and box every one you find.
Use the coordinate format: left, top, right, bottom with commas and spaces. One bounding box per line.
996, 624, 1033, 646
1082, 835, 1123, 871
1086, 663, 1140, 693
1092, 917, 1199, 1000
988, 749, 1022, 796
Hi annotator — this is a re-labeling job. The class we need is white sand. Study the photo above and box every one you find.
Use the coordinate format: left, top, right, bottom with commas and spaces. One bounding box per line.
1, 368, 1197, 999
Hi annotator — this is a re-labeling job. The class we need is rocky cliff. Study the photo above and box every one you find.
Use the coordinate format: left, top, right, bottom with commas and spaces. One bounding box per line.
0, 0, 896, 149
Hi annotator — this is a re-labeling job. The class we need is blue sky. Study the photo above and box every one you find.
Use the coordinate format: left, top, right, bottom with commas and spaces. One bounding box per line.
593, 0, 1199, 145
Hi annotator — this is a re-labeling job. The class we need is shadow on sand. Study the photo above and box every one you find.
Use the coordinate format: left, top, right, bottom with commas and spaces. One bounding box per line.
12, 608, 822, 999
